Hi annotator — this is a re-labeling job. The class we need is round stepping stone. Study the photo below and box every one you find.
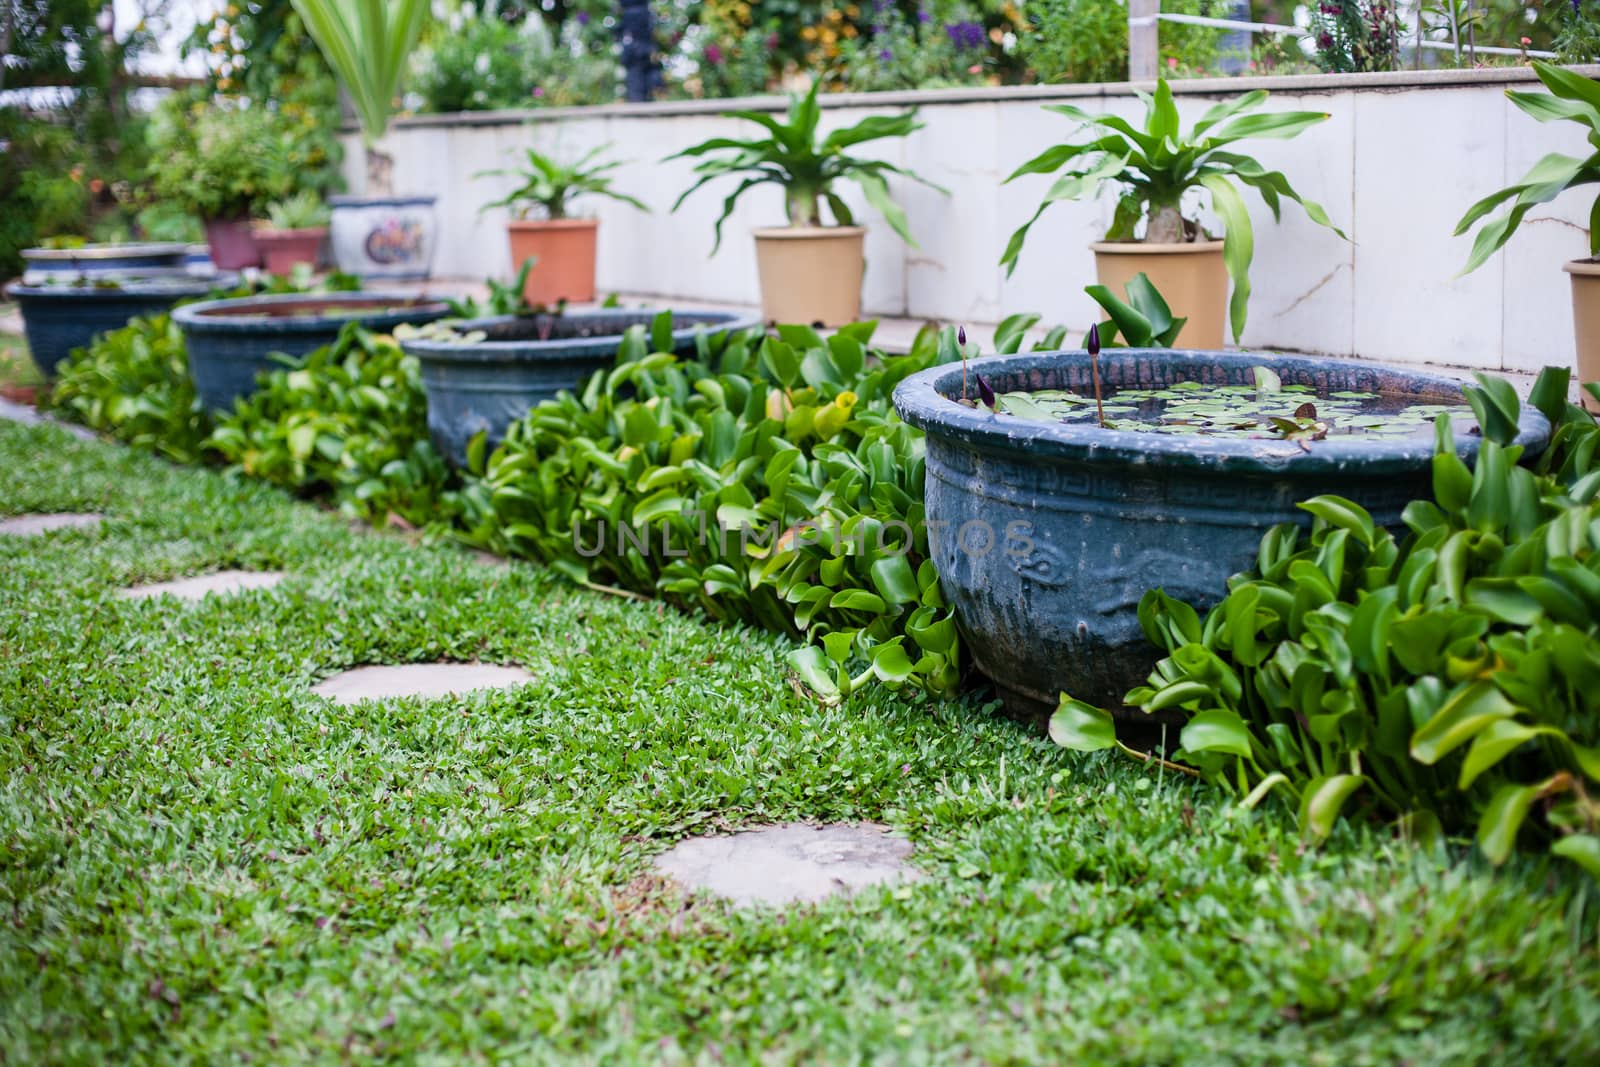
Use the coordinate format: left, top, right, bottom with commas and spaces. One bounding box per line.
0, 512, 103, 537
121, 570, 286, 602
310, 663, 534, 705
652, 822, 918, 906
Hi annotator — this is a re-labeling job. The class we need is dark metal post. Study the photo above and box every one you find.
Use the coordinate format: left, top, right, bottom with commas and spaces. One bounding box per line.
619, 0, 659, 102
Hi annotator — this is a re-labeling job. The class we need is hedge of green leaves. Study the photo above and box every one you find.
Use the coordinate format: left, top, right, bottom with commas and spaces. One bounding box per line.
42, 303, 1600, 873
1054, 369, 1600, 875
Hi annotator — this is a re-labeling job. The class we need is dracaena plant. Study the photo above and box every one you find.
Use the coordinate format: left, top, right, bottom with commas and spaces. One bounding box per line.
668, 78, 946, 251
476, 146, 648, 221
290, 0, 430, 197
1000, 78, 1344, 341
1455, 62, 1600, 274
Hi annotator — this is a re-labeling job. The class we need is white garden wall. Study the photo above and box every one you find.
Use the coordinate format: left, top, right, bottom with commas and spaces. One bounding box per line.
347, 67, 1600, 374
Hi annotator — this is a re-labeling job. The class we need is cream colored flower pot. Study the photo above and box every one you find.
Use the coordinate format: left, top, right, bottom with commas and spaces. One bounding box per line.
1564, 258, 1600, 413
753, 226, 866, 327
1091, 239, 1229, 349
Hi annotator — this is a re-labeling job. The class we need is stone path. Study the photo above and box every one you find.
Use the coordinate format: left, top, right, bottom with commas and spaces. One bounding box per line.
310, 663, 535, 705
121, 570, 287, 602
0, 512, 104, 537
652, 822, 918, 906
0, 397, 97, 440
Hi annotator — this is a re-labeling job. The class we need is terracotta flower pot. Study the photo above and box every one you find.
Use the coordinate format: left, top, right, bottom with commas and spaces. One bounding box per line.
506, 218, 599, 306
253, 227, 328, 275
1564, 258, 1600, 413
753, 226, 866, 327
1091, 240, 1228, 348
203, 216, 262, 270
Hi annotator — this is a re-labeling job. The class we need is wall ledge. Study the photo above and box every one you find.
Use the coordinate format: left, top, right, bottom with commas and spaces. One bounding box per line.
373, 64, 1600, 131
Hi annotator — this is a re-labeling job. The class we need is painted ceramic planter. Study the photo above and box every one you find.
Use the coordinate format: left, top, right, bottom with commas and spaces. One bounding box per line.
892, 349, 1552, 727
20, 242, 188, 284
5, 271, 228, 378
402, 309, 762, 467
173, 292, 451, 411
328, 196, 438, 280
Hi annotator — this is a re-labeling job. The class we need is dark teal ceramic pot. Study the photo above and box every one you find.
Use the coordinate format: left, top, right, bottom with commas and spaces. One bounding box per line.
173, 292, 450, 411
402, 309, 763, 467
892, 349, 1552, 726
5, 272, 227, 378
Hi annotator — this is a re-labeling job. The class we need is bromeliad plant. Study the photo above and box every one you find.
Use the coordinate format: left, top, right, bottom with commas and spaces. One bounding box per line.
1000, 77, 1344, 340
668, 78, 944, 249
476, 146, 648, 221
1052, 367, 1600, 874
290, 0, 429, 196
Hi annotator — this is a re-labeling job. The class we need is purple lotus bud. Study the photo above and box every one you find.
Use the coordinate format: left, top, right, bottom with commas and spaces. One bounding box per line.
958, 325, 967, 347
1087, 323, 1100, 358
977, 373, 996, 411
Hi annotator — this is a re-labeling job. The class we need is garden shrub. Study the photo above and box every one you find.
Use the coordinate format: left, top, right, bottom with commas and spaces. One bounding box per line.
457, 317, 970, 699
1054, 368, 1600, 874
46, 313, 211, 464
414, 5, 616, 112
205, 325, 454, 528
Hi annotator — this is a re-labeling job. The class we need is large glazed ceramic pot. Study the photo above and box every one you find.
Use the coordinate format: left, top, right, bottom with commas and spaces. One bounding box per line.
173, 291, 451, 411
20, 242, 188, 283
402, 309, 763, 466
328, 196, 438, 280
893, 348, 1552, 727
5, 271, 229, 378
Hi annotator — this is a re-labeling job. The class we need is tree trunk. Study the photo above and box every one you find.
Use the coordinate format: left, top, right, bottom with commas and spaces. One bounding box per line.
786, 187, 820, 228
1144, 203, 1186, 244
366, 145, 395, 199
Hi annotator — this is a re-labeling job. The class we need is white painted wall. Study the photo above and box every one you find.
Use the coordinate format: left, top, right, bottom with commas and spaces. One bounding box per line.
347, 68, 1599, 373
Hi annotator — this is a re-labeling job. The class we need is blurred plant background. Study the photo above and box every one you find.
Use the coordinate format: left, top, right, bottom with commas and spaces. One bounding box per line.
1, 1, 1580, 282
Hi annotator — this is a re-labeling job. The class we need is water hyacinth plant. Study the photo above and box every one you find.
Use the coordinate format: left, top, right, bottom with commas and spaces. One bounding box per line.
1000, 77, 1345, 340
668, 78, 946, 250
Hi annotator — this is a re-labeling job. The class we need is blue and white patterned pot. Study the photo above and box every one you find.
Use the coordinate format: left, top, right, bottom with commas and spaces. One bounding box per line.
328, 196, 438, 281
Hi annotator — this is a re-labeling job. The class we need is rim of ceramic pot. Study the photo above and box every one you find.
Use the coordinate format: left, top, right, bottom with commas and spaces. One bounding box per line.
751, 225, 867, 240
22, 242, 189, 262
328, 195, 438, 208
400, 309, 765, 365
4, 271, 230, 300
892, 347, 1551, 476
172, 291, 450, 333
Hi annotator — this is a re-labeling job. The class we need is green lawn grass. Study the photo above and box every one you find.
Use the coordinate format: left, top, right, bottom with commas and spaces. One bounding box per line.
2, 418, 1598, 1064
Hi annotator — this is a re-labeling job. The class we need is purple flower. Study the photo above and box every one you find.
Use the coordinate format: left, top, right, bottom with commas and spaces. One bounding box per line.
880, 47, 894, 61
1087, 323, 1100, 358
977, 373, 996, 411
918, 6, 932, 23
958, 325, 967, 346
945, 21, 986, 51
705, 43, 723, 65
576, 11, 589, 25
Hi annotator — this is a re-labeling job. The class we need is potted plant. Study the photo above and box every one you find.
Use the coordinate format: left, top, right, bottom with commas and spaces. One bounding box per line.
399, 276, 760, 466
254, 192, 331, 275
891, 341, 1548, 724
173, 288, 451, 412
147, 101, 294, 271
1000, 78, 1344, 348
476, 145, 648, 306
669, 79, 945, 326
290, 0, 435, 280
1455, 61, 1600, 412
5, 272, 230, 379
